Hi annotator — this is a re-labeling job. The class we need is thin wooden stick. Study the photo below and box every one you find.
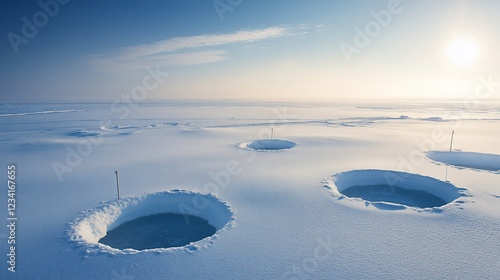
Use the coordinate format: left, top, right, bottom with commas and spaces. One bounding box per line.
115, 171, 120, 199
449, 130, 455, 152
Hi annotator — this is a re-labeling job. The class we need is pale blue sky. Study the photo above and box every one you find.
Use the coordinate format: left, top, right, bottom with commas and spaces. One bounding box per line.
1, 0, 499, 102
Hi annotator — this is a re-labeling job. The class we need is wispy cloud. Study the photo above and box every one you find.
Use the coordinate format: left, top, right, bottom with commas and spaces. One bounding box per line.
89, 26, 294, 73
122, 26, 290, 57
151, 50, 227, 65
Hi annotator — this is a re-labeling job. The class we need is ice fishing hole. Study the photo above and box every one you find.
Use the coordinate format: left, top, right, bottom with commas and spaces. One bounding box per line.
427, 151, 500, 172
70, 191, 234, 252
239, 139, 296, 151
331, 170, 463, 209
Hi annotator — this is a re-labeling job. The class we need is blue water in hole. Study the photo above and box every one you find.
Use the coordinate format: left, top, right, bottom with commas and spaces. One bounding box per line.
341, 184, 447, 208
99, 213, 216, 250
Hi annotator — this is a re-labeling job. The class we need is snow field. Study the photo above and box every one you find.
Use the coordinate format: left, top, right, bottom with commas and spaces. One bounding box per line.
1, 102, 499, 279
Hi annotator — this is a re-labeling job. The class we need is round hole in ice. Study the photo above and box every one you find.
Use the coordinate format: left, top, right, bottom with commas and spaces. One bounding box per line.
330, 170, 463, 209
69, 190, 234, 253
239, 139, 296, 151
426, 151, 500, 172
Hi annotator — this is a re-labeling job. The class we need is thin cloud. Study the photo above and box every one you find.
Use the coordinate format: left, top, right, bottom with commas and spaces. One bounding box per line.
122, 26, 290, 57
90, 26, 294, 73
151, 50, 227, 65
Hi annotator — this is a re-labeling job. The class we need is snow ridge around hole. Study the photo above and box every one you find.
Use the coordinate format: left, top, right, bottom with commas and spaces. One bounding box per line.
69, 190, 234, 254
326, 169, 466, 210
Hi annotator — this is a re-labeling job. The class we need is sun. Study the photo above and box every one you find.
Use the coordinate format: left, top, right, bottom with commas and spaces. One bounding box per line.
447, 39, 479, 66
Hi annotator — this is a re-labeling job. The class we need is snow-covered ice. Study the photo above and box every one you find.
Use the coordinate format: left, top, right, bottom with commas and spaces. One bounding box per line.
0, 101, 499, 279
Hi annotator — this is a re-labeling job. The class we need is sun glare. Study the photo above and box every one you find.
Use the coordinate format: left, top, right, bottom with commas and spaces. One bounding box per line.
447, 39, 479, 66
